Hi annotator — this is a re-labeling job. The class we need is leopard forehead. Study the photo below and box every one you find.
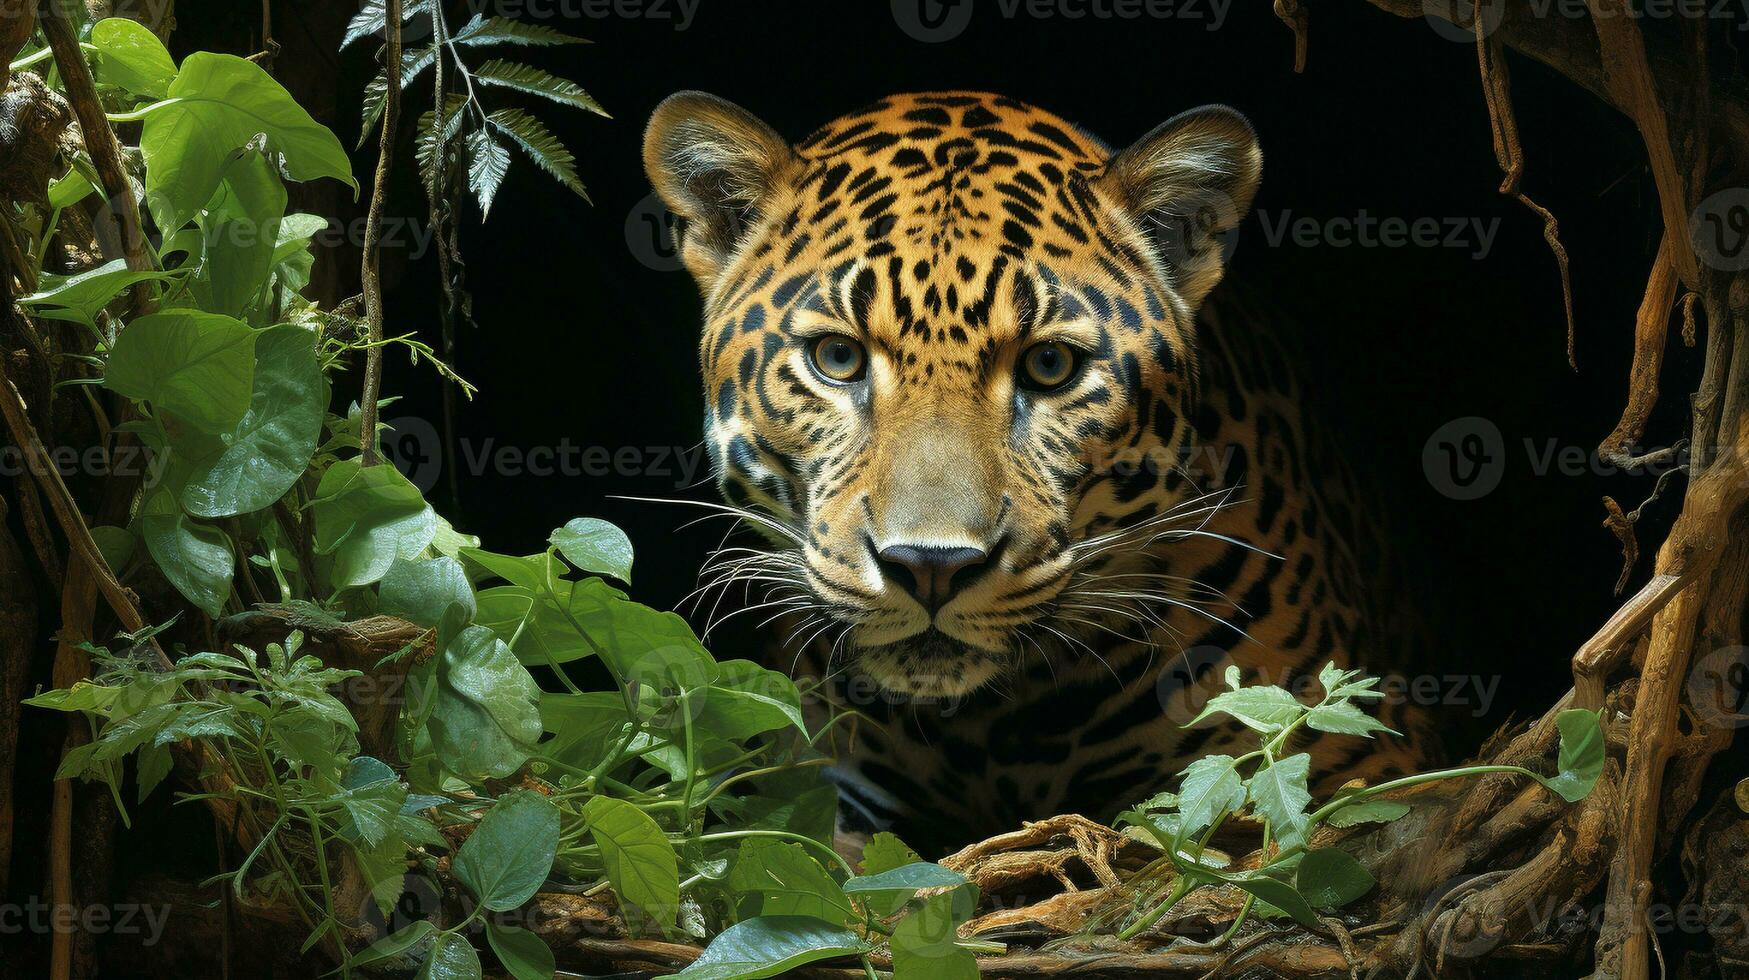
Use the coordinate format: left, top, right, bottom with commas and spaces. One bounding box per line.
699, 91, 1196, 381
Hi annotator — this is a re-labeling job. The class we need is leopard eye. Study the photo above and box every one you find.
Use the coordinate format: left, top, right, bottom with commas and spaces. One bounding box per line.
1019, 341, 1078, 391
810, 334, 866, 384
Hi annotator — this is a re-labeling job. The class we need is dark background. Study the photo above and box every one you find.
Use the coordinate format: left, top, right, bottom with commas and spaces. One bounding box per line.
202, 0, 1685, 743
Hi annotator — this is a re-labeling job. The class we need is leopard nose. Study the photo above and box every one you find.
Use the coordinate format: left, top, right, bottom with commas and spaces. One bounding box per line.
874, 543, 989, 613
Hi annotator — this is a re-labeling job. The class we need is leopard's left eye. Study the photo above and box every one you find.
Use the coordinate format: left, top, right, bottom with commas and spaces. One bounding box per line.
1019, 341, 1079, 391
810, 334, 867, 384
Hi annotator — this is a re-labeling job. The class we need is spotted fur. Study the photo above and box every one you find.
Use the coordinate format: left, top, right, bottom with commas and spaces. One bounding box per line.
645, 91, 1436, 847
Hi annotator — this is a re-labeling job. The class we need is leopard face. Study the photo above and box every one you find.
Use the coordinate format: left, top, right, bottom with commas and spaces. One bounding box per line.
645, 92, 1261, 698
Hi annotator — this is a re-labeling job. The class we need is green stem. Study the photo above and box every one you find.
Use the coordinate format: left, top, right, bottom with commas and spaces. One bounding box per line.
1117, 872, 1196, 941
105, 98, 182, 123
1307, 764, 1537, 826
695, 830, 854, 877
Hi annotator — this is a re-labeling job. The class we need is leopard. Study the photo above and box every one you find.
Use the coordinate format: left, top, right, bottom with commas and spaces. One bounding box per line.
643, 90, 1439, 851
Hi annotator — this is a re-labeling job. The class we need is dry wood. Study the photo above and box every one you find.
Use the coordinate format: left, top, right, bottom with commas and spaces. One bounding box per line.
1362, 0, 1749, 151
1583, 0, 1704, 290
1599, 234, 1680, 472
37, 1, 154, 293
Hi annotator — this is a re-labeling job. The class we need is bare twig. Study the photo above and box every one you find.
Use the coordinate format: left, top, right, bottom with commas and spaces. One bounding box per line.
1473, 21, 1577, 368
358, 0, 402, 466
37, 1, 155, 301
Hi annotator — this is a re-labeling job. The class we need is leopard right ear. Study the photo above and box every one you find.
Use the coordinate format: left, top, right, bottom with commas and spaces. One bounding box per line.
644, 91, 796, 290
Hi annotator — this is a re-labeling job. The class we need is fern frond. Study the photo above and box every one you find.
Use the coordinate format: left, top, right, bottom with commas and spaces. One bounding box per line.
339, 0, 430, 50
452, 14, 587, 47
357, 45, 440, 149
466, 128, 512, 217
414, 95, 470, 194
486, 108, 588, 202
474, 60, 609, 118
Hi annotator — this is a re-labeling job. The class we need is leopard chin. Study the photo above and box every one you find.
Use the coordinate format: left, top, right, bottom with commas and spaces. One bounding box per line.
852, 628, 1008, 698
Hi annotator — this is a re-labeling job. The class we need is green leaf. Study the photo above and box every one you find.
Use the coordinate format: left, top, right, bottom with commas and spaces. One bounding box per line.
1188, 686, 1307, 734
90, 18, 178, 99
1540, 708, 1606, 803
1247, 752, 1312, 845
346, 920, 436, 972
473, 60, 608, 116
889, 887, 979, 980
430, 626, 542, 779
485, 922, 555, 980
730, 840, 855, 925
140, 490, 233, 616
105, 309, 257, 433
698, 661, 805, 740
1295, 847, 1375, 909
859, 832, 922, 876
1323, 798, 1410, 829
1175, 754, 1245, 841
1223, 872, 1320, 928
194, 148, 286, 318
487, 108, 588, 200
843, 862, 967, 918
180, 324, 324, 517
453, 14, 587, 47
135, 743, 173, 802
452, 789, 560, 912
465, 127, 511, 217
537, 691, 631, 769
309, 458, 437, 589
380, 556, 476, 628
48, 167, 98, 210
20, 259, 177, 329
549, 517, 632, 583
420, 931, 482, 980
665, 916, 869, 980
584, 795, 680, 925
140, 52, 357, 233
1306, 701, 1396, 737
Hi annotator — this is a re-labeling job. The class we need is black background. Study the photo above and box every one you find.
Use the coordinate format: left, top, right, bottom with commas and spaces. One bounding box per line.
211, 0, 1687, 745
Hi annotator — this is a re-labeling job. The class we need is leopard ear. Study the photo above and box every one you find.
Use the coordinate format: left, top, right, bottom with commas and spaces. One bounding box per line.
644, 91, 796, 290
1096, 105, 1262, 310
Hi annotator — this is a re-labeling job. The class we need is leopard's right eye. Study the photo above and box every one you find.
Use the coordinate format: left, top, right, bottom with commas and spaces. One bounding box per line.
810, 334, 867, 384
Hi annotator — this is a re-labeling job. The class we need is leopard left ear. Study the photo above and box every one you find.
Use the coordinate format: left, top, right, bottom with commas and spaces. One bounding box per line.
1095, 105, 1262, 310
644, 91, 798, 291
